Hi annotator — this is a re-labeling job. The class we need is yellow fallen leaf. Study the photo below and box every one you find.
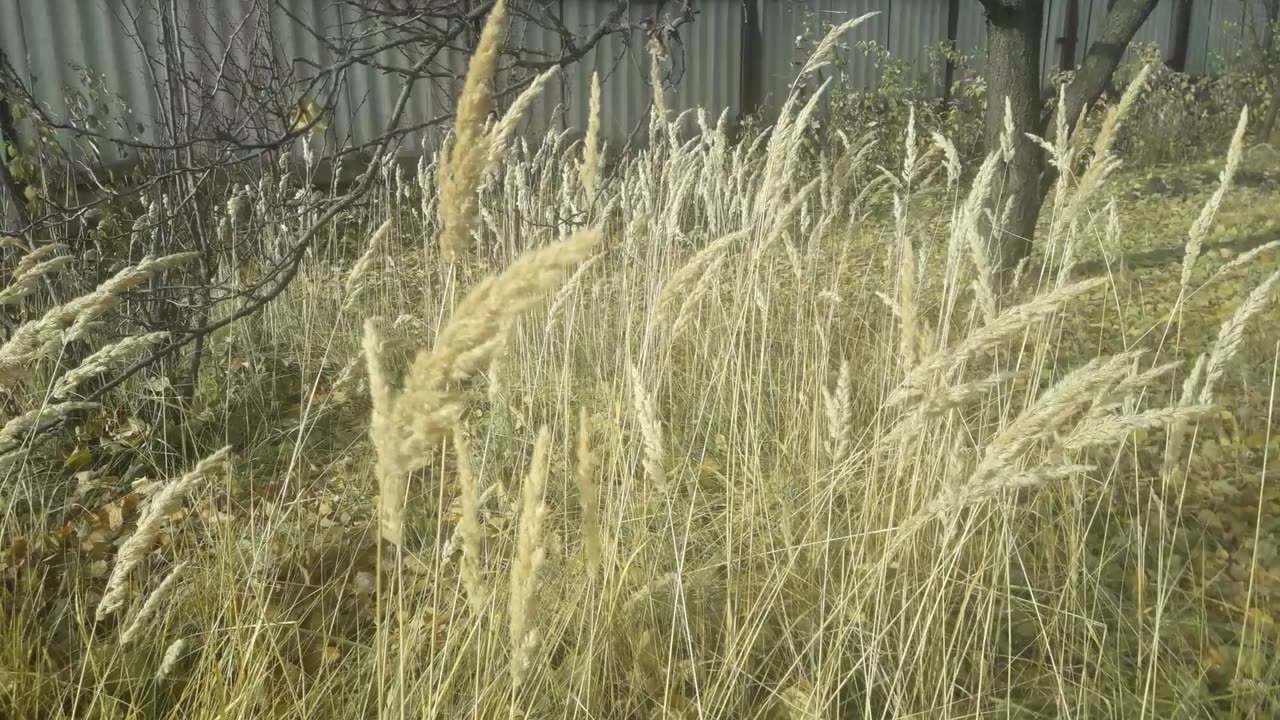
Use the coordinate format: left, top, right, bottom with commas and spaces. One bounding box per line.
1198, 643, 1218, 671
699, 456, 723, 479
1243, 431, 1268, 449
484, 516, 509, 537
289, 97, 327, 132
64, 445, 92, 471
1246, 607, 1275, 626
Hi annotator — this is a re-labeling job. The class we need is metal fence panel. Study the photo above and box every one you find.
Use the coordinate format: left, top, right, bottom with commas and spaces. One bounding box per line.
2, 0, 1271, 168
887, 0, 949, 95
954, 0, 989, 79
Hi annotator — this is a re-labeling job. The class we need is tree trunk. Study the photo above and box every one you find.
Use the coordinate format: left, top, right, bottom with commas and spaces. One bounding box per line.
983, 0, 1045, 274
976, 0, 1158, 280
1265, 73, 1280, 142
1262, 1, 1280, 140
1047, 0, 1160, 143
1034, 0, 1160, 220
0, 49, 32, 239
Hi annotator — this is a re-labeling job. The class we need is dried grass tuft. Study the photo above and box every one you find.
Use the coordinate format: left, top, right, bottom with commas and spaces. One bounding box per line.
367, 229, 600, 546
1181, 106, 1248, 291
580, 71, 602, 199
509, 426, 550, 690
52, 332, 169, 399
98, 447, 232, 620
437, 0, 507, 260
629, 363, 666, 492
576, 408, 601, 576
454, 426, 486, 613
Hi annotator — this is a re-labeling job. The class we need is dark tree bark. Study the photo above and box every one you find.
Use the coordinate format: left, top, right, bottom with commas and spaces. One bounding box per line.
0, 95, 30, 234
1265, 79, 1280, 142
978, 0, 1158, 274
0, 49, 32, 238
1262, 0, 1280, 140
1167, 0, 1193, 72
1046, 0, 1160, 144
1033, 0, 1159, 209
980, 0, 1045, 275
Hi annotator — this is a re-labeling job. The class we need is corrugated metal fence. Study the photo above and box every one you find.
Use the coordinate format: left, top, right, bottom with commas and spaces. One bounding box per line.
0, 0, 1271, 163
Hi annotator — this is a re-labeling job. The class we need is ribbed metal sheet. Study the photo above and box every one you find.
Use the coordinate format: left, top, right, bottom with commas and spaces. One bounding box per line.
1183, 1, 1217, 76
759, 0, 886, 114
1041, 0, 1066, 87
1132, 0, 1176, 49
1208, 0, 1272, 72
669, 0, 742, 123
558, 2, 661, 145
759, 1, 809, 108
1, 0, 1268, 166
887, 0, 948, 95
954, 0, 990, 79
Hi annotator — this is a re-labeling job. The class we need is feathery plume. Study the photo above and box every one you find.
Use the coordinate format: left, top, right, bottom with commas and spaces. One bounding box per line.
343, 220, 392, 310
1064, 405, 1215, 451
629, 364, 666, 491
368, 230, 601, 546
823, 359, 853, 463
437, 0, 507, 260
98, 447, 232, 620
121, 561, 188, 644
156, 638, 187, 680
509, 427, 550, 690
1198, 270, 1279, 406
486, 66, 561, 171
576, 408, 601, 577
454, 427, 486, 613
0, 401, 99, 453
1213, 240, 1279, 280
659, 230, 747, 312
52, 332, 169, 399
1181, 106, 1248, 291
580, 72, 603, 199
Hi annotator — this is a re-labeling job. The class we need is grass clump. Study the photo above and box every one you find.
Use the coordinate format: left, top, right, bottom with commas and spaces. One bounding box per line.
2, 13, 1280, 720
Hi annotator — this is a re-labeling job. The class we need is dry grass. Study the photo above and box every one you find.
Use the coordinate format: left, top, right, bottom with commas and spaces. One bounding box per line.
2, 15, 1280, 720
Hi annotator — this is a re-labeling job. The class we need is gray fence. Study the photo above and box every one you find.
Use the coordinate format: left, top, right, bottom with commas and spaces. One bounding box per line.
0, 0, 1272, 163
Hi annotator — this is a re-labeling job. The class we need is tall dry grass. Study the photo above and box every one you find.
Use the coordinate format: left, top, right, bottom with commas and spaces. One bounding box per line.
1, 12, 1278, 720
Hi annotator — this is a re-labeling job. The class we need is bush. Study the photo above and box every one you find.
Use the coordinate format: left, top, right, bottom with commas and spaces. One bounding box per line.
1101, 43, 1269, 165
785, 8, 986, 171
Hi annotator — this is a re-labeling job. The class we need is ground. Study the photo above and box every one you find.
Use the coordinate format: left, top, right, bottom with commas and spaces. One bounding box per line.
4, 132, 1280, 717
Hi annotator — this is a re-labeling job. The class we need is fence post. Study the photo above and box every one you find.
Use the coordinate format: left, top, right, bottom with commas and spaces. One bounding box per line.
740, 0, 765, 117
1061, 0, 1080, 72
1167, 0, 1192, 71
943, 0, 960, 105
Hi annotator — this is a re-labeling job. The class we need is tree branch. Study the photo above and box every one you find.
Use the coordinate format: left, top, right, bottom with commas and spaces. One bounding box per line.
85, 3, 486, 400
1043, 0, 1160, 141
